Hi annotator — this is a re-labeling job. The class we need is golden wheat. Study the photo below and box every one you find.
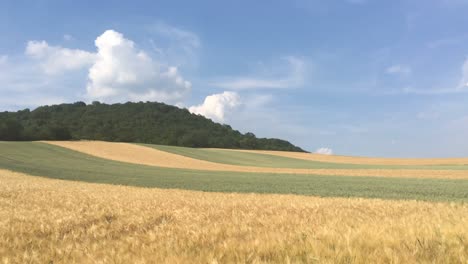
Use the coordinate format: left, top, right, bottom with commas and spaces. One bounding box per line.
43, 141, 468, 179
1, 169, 467, 264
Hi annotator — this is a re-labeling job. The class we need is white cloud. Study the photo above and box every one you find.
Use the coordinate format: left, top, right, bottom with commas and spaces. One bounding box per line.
25, 41, 93, 73
19, 29, 193, 105
386, 64, 412, 75
315, 147, 333, 155
85, 30, 192, 103
25, 40, 95, 75
189, 91, 241, 123
212, 56, 306, 90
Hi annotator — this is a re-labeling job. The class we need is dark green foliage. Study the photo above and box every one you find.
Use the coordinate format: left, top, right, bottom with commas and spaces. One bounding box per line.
48, 126, 72, 140
0, 101, 305, 151
0, 119, 24, 140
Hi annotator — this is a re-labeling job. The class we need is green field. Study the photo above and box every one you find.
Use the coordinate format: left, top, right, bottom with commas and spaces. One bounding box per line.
143, 143, 468, 170
1, 142, 467, 201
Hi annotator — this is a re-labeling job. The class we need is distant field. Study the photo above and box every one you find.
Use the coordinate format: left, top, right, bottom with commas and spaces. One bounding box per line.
145, 143, 468, 170
43, 141, 468, 179
1, 171, 467, 263
0, 141, 467, 201
229, 148, 468, 166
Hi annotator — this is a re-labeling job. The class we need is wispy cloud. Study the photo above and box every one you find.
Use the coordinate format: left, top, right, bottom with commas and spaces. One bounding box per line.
439, 0, 468, 7
0, 55, 7, 64
212, 56, 307, 90
426, 37, 461, 49
63, 34, 74, 41
386, 64, 412, 75
459, 57, 468, 88
0, 94, 67, 111
346, 0, 366, 4
152, 22, 200, 49
384, 86, 466, 95
149, 22, 201, 68
384, 58, 468, 95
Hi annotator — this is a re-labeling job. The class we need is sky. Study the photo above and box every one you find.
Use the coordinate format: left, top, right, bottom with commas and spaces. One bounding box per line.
1, 0, 468, 157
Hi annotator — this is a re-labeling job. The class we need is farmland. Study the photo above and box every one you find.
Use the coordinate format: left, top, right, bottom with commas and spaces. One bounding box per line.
1, 170, 467, 263
0, 141, 467, 201
146, 143, 468, 168
1, 140, 468, 263
44, 141, 468, 179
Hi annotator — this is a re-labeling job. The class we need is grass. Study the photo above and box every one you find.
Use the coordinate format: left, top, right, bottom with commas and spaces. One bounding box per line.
142, 143, 468, 170
1, 171, 467, 263
0, 142, 467, 201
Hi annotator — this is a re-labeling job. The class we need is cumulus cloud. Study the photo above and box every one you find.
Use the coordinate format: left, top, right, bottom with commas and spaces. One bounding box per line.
212, 56, 306, 90
1, 27, 198, 111
86, 30, 191, 103
386, 64, 412, 75
25, 40, 95, 75
315, 147, 333, 155
25, 29, 192, 104
189, 91, 241, 123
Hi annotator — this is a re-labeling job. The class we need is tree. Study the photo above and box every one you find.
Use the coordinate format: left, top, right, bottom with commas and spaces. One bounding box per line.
0, 102, 306, 152
0, 119, 24, 141
48, 126, 72, 140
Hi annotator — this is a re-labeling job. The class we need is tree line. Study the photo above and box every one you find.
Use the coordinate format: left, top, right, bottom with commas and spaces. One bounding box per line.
0, 101, 306, 152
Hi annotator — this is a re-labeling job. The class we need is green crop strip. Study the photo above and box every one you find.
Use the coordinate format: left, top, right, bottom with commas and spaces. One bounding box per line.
0, 142, 467, 202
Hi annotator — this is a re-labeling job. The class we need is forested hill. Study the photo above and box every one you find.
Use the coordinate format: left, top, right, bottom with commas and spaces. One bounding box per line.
0, 101, 306, 152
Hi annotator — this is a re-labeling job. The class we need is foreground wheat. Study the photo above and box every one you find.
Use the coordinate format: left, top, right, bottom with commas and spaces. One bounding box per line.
0, 170, 467, 263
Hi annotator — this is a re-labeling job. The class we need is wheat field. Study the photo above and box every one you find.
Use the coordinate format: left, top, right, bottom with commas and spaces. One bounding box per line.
228, 149, 468, 166
43, 141, 468, 179
1, 169, 467, 264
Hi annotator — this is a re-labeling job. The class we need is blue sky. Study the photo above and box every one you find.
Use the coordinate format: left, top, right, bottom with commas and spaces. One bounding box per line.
1, 0, 468, 157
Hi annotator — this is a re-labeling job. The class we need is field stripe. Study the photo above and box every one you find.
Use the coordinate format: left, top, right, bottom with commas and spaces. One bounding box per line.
222, 149, 468, 166
44, 141, 468, 179
1, 142, 468, 201
146, 144, 468, 170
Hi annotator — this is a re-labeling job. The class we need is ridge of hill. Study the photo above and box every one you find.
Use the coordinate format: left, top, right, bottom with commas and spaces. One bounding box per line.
0, 101, 305, 152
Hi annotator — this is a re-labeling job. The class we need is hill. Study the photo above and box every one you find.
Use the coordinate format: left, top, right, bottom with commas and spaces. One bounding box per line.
0, 101, 305, 151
